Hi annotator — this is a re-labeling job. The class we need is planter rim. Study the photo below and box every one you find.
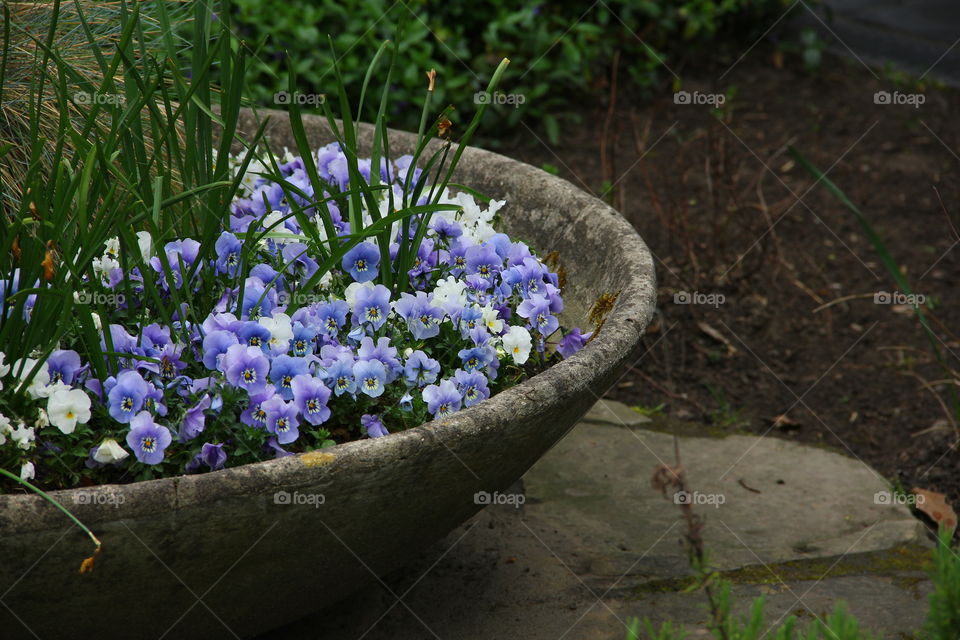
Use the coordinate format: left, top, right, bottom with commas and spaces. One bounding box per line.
0, 112, 657, 531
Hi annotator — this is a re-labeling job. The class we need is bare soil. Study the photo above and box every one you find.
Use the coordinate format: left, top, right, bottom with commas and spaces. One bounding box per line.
501, 46, 960, 506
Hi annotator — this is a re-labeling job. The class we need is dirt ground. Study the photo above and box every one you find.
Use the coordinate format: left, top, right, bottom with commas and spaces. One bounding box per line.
501, 46, 960, 507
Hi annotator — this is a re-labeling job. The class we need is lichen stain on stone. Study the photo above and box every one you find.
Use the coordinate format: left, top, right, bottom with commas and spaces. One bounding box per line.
588, 291, 620, 338
543, 251, 567, 290
301, 451, 336, 467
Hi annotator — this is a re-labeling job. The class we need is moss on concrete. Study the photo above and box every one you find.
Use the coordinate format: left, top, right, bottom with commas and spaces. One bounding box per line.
633, 542, 933, 598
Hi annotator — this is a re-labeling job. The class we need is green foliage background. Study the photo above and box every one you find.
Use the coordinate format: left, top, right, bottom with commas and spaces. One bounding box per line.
224, 0, 794, 143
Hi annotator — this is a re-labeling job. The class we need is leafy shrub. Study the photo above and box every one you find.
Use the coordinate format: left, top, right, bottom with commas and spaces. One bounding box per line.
224, 0, 794, 142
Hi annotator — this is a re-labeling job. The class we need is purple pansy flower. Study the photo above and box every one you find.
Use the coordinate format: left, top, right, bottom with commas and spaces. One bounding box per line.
356, 336, 402, 382
457, 345, 494, 373
180, 394, 212, 442
325, 356, 356, 396
342, 242, 381, 283
143, 383, 167, 416
361, 414, 388, 438
223, 344, 270, 395
394, 291, 445, 340
353, 359, 386, 398
291, 374, 332, 425
47, 349, 82, 385
291, 323, 317, 357
316, 300, 349, 337
126, 411, 172, 465
269, 355, 309, 400
465, 244, 501, 280
557, 328, 593, 358
202, 330, 239, 370
352, 284, 391, 331
517, 294, 559, 336
241, 277, 277, 320
107, 370, 149, 423
240, 390, 274, 429
237, 321, 272, 350
454, 369, 490, 407
187, 442, 228, 472
215, 231, 243, 276
404, 350, 440, 388
156, 344, 187, 380
261, 395, 300, 444
422, 379, 462, 419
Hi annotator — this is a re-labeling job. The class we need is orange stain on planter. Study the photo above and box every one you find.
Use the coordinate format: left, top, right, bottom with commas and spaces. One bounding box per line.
300, 451, 336, 467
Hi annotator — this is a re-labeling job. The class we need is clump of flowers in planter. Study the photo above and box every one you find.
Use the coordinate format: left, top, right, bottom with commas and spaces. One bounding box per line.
0, 141, 590, 488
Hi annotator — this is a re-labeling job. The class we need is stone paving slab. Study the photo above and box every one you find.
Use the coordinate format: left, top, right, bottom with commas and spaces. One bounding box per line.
259, 401, 933, 639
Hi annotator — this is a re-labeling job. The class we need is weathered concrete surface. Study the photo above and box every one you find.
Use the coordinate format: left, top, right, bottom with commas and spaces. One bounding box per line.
0, 113, 657, 640
259, 401, 932, 639
524, 417, 925, 572
583, 398, 653, 428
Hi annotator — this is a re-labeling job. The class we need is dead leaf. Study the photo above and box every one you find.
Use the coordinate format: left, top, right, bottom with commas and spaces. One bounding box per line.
911, 487, 958, 537
41, 241, 56, 282
79, 547, 101, 574
770, 414, 801, 430
437, 116, 452, 137
651, 463, 684, 497
891, 304, 917, 315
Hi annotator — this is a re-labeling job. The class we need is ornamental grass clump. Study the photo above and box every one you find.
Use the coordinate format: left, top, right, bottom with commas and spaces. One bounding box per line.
0, 0, 590, 493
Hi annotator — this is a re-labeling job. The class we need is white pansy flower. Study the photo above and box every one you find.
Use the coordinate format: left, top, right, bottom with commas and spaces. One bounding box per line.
13, 359, 50, 399
103, 237, 121, 259
502, 325, 533, 365
0, 413, 11, 446
260, 211, 297, 246
47, 387, 92, 435
10, 423, 35, 450
35, 408, 49, 429
259, 313, 293, 353
431, 276, 468, 310
20, 461, 35, 482
93, 254, 120, 285
93, 438, 129, 464
480, 305, 504, 334
136, 231, 154, 262
471, 222, 498, 244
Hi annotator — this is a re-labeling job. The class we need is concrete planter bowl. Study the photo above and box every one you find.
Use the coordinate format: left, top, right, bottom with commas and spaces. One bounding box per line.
0, 109, 656, 639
